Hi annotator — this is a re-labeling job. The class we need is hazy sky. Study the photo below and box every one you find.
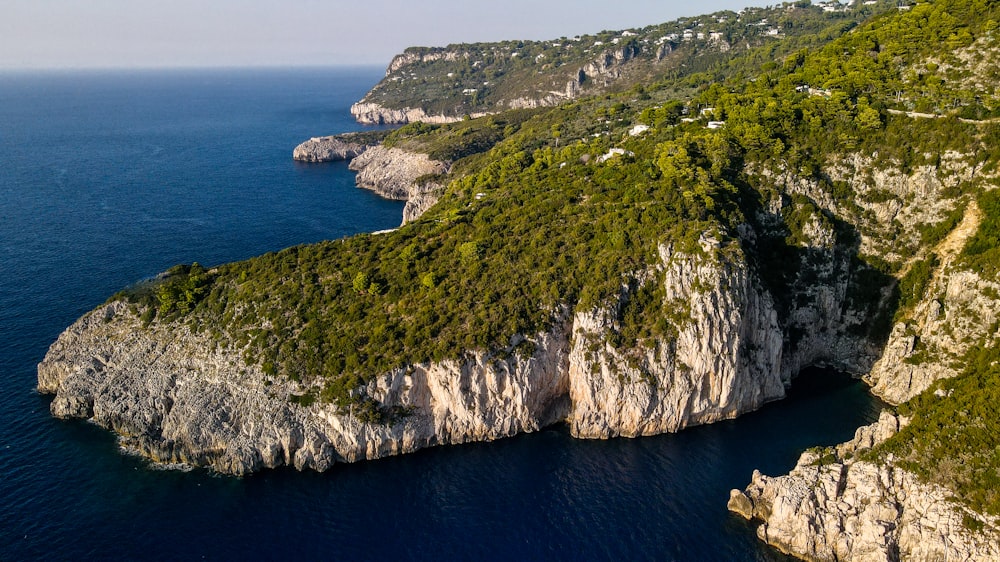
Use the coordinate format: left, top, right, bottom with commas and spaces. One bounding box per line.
1, 0, 773, 69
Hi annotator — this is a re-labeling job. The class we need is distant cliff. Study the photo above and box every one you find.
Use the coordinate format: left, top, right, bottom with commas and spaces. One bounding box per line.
349, 3, 890, 124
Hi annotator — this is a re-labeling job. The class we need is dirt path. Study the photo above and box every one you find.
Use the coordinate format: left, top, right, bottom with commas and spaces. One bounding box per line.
935, 198, 981, 262
894, 198, 981, 284
886, 108, 1000, 125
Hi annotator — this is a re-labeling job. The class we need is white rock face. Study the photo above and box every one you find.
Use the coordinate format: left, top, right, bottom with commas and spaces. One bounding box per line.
290, 138, 448, 224
38, 301, 572, 475
729, 411, 1000, 561
568, 239, 785, 437
350, 102, 489, 125
348, 146, 446, 200
401, 182, 445, 224
751, 153, 999, 406
865, 201, 1000, 404
347, 145, 448, 223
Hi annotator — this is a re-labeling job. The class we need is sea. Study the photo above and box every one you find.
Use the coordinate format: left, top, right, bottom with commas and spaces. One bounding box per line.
0, 67, 883, 561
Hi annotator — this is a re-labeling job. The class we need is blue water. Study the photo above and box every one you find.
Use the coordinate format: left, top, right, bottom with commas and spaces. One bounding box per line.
0, 68, 882, 561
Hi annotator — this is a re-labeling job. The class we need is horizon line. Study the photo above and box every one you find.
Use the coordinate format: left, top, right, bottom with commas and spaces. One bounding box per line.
0, 62, 390, 73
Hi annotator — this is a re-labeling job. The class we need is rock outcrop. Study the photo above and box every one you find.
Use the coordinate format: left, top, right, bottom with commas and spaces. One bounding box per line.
751, 151, 996, 405
729, 411, 1000, 561
38, 234, 865, 475
292, 134, 371, 163
568, 239, 786, 437
865, 200, 1000, 404
348, 145, 448, 201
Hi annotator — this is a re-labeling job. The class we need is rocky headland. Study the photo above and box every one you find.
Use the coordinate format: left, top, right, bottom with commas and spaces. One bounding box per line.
37, 228, 874, 476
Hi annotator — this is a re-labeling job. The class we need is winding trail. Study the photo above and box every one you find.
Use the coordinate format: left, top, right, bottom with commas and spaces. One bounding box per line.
887, 108, 1000, 124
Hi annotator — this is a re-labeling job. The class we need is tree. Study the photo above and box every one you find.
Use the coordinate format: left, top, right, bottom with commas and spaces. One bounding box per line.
855, 99, 882, 131
353, 271, 371, 294
421, 272, 439, 289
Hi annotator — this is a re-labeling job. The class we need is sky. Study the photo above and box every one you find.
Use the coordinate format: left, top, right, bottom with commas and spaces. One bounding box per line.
1, 0, 774, 70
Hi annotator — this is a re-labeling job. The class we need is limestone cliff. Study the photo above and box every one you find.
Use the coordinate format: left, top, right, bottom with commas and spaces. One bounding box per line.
750, 150, 994, 404
730, 149, 1000, 560
38, 300, 571, 475
865, 200, 1000, 404
729, 411, 1000, 561
348, 146, 448, 201
350, 102, 490, 126
38, 235, 863, 475
568, 238, 786, 438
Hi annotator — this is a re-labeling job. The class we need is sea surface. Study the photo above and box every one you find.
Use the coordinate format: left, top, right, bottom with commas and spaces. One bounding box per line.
0, 68, 883, 561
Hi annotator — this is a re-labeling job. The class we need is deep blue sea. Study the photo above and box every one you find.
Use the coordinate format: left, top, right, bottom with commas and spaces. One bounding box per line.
0, 67, 882, 561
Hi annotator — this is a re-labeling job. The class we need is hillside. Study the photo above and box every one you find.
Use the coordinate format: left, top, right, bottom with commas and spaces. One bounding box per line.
352, 1, 899, 123
39, 0, 1000, 559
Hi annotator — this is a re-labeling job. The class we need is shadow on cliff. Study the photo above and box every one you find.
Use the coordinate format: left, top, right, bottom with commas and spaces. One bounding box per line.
731, 172, 900, 384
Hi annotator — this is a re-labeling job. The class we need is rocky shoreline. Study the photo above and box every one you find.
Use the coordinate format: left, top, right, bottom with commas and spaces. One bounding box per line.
729, 411, 1000, 560
292, 135, 448, 225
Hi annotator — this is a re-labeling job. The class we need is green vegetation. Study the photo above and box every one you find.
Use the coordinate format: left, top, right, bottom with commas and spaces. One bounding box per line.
895, 254, 939, 320
113, 263, 215, 325
868, 182, 1000, 520
872, 343, 1000, 517
121, 0, 995, 404
961, 188, 1000, 276
139, 126, 741, 404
